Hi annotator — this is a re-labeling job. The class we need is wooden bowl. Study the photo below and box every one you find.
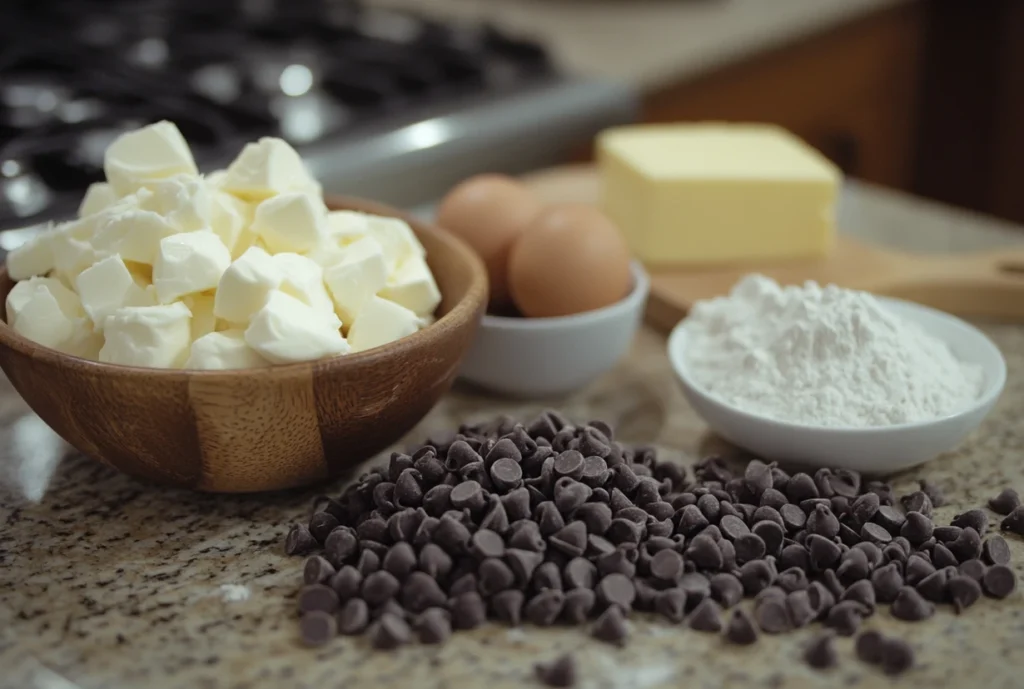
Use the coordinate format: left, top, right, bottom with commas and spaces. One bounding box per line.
0, 196, 487, 492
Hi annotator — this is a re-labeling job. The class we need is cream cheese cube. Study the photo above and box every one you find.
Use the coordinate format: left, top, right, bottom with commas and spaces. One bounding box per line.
322, 236, 388, 325
273, 252, 337, 318
79, 182, 119, 217
6, 277, 85, 352
380, 254, 441, 317
244, 290, 349, 364
140, 175, 212, 233
90, 208, 179, 265
213, 246, 282, 325
211, 191, 252, 257
6, 227, 56, 280
251, 192, 325, 254
347, 296, 420, 353
365, 215, 425, 275
50, 233, 101, 287
221, 137, 321, 201
152, 231, 231, 304
99, 302, 192, 368
75, 254, 150, 328
182, 294, 217, 340
186, 330, 269, 370
103, 121, 198, 197
63, 321, 104, 360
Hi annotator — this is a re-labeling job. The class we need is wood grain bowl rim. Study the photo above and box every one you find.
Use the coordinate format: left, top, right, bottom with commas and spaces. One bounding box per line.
0, 194, 488, 379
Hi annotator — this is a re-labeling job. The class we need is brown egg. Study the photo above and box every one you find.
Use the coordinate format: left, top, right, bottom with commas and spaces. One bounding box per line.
508, 203, 632, 318
436, 174, 543, 306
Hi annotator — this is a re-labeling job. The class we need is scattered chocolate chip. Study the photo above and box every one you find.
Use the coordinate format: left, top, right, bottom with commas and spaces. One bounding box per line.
855, 629, 886, 664
946, 575, 982, 613
535, 654, 577, 688
842, 579, 876, 611
861, 522, 893, 546
755, 597, 792, 634
369, 613, 411, 650
807, 505, 840, 540
299, 610, 336, 647
591, 605, 629, 645
787, 589, 817, 628
450, 591, 487, 630
681, 597, 721, 632
560, 588, 596, 624
734, 533, 767, 564
308, 512, 341, 544
777, 567, 809, 592
919, 479, 945, 508
304, 555, 336, 585
990, 488, 1021, 515
891, 586, 934, 621
286, 524, 320, 556
982, 535, 1011, 566
415, 607, 452, 644
299, 584, 340, 614
804, 632, 837, 669
806, 581, 835, 620
951, 509, 988, 535
900, 491, 933, 518
881, 637, 915, 676
1000, 506, 1024, 536
982, 565, 1017, 599
807, 534, 842, 571
337, 598, 370, 635
525, 589, 566, 626
739, 560, 775, 595
356, 550, 380, 577
550, 521, 588, 558
904, 555, 936, 587
825, 600, 866, 636
778, 544, 811, 573
654, 588, 687, 623
725, 609, 759, 645
900, 512, 933, 546
870, 563, 904, 603
361, 571, 400, 607
533, 562, 563, 592
780, 504, 807, 532
596, 573, 636, 611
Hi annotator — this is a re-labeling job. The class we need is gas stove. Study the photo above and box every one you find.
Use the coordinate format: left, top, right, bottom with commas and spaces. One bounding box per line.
0, 0, 635, 235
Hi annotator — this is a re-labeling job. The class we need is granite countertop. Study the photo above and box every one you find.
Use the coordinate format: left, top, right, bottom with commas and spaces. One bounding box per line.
364, 0, 908, 90
2, 183, 1024, 689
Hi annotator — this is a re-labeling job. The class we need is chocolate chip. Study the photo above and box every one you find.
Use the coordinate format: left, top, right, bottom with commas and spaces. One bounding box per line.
880, 637, 915, 676
362, 570, 401, 607
564, 557, 597, 590
1001, 506, 1024, 536
285, 524, 320, 556
891, 586, 934, 621
596, 573, 636, 611
533, 561, 563, 592
524, 589, 565, 626
915, 567, 948, 603
739, 560, 775, 595
945, 575, 982, 613
825, 600, 866, 636
718, 538, 737, 570
872, 506, 904, 534
369, 612, 411, 650
806, 505, 840, 540
552, 450, 585, 480
393, 469, 423, 509
861, 522, 892, 545
777, 567, 809, 592
685, 535, 722, 572
806, 581, 835, 620
356, 550, 381, 577
329, 566, 363, 602
499, 487, 532, 522
787, 590, 817, 628
957, 558, 986, 583
536, 501, 567, 537
760, 489, 789, 511
303, 555, 335, 585
756, 586, 786, 605
804, 633, 837, 669
708, 573, 743, 608
807, 534, 842, 571
842, 579, 876, 612
779, 544, 811, 573
780, 504, 807, 532
719, 514, 750, 540
951, 509, 988, 535
422, 485, 453, 517
752, 521, 785, 557
450, 591, 487, 630
744, 459, 773, 496
982, 565, 1017, 598
468, 529, 504, 560
509, 521, 546, 553
298, 584, 339, 615
550, 521, 588, 558
596, 548, 636, 578
653, 588, 687, 623
904, 554, 936, 587
679, 597, 719, 632
989, 488, 1021, 515
676, 504, 709, 536
606, 517, 643, 545
574, 502, 613, 537
415, 607, 452, 644
897, 511, 931, 546
855, 629, 886, 664
561, 588, 596, 624
587, 534, 617, 558
380, 542, 415, 580
475, 558, 513, 596
337, 597, 370, 635
822, 568, 844, 600
837, 548, 870, 585
308, 512, 340, 545
870, 563, 903, 603
948, 527, 982, 563
449, 480, 485, 512
755, 597, 792, 634
591, 605, 629, 645
580, 456, 610, 488
982, 535, 1011, 566
297, 610, 335, 650
489, 589, 525, 626
725, 609, 758, 645
734, 533, 767, 564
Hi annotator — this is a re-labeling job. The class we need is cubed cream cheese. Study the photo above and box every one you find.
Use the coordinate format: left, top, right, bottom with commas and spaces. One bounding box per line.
251, 192, 325, 254
213, 246, 282, 325
79, 182, 119, 217
323, 236, 388, 326
347, 296, 420, 353
152, 231, 232, 304
380, 254, 441, 317
6, 277, 86, 353
90, 208, 180, 265
186, 329, 269, 370
365, 215, 425, 275
6, 226, 57, 280
140, 175, 212, 233
221, 137, 321, 201
210, 191, 252, 257
99, 302, 192, 368
182, 293, 217, 340
244, 290, 349, 364
273, 252, 337, 318
75, 254, 151, 328
103, 121, 198, 197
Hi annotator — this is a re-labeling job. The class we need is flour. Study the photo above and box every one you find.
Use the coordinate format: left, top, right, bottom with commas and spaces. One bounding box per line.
218, 584, 251, 602
683, 275, 984, 428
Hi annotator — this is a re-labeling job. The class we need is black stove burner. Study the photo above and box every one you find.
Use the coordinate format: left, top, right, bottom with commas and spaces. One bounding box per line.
0, 0, 553, 229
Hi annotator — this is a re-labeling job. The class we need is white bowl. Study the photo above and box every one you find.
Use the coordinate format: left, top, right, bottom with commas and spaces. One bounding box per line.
667, 297, 1007, 474
459, 261, 650, 397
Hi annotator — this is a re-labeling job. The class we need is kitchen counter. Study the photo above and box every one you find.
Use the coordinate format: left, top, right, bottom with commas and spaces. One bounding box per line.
364, 0, 909, 90
3, 182, 1024, 689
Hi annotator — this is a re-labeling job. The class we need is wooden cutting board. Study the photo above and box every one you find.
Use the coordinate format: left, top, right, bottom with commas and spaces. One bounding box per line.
521, 164, 1024, 332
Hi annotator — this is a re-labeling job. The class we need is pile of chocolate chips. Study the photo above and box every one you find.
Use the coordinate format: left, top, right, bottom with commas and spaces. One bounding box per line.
284, 412, 1020, 683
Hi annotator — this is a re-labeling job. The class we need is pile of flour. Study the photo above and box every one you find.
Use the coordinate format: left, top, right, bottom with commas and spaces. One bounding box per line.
683, 275, 985, 428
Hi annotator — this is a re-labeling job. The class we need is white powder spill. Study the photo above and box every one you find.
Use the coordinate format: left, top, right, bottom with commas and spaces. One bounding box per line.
218, 584, 251, 602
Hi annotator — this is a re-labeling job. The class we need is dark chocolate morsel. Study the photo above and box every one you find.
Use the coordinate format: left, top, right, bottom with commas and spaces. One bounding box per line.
754, 597, 792, 634
744, 459, 774, 496
687, 598, 723, 632
304, 556, 336, 585
650, 548, 686, 582
564, 557, 598, 590
989, 488, 1021, 515
710, 573, 744, 608
329, 566, 363, 601
725, 609, 759, 645
478, 558, 516, 596
891, 586, 935, 621
881, 637, 915, 676
861, 522, 893, 545
734, 533, 767, 564
807, 534, 842, 571
450, 591, 487, 630
370, 613, 411, 650
932, 543, 960, 569
982, 535, 1011, 566
561, 588, 596, 624
382, 542, 417, 580
915, 569, 948, 603
951, 509, 988, 535
337, 598, 370, 635
525, 589, 566, 626
900, 490, 933, 518
550, 521, 588, 558
871, 563, 904, 603
904, 554, 936, 587
416, 607, 452, 644
738, 559, 775, 595
786, 590, 817, 628
900, 511, 933, 546
299, 584, 340, 614
654, 587, 688, 623
855, 629, 886, 665
285, 524, 319, 556
1001, 507, 1024, 536
596, 573, 636, 611
308, 512, 340, 544
591, 605, 629, 645
361, 571, 400, 607
947, 575, 982, 613
982, 564, 1017, 599
825, 600, 866, 636
534, 654, 577, 688
804, 633, 837, 669
299, 610, 336, 647
841, 579, 876, 611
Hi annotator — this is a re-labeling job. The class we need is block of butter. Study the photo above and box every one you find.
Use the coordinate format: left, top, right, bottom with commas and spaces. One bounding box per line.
597, 123, 840, 266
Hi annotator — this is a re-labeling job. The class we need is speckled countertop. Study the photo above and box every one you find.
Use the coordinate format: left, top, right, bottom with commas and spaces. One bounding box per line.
2, 183, 1024, 689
